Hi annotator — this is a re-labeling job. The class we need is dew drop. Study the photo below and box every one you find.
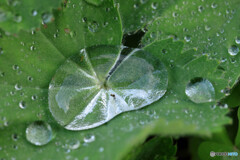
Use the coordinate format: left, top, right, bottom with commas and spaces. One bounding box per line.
235, 36, 240, 44
19, 101, 26, 109
83, 134, 95, 143
28, 76, 33, 81
12, 64, 19, 70
184, 35, 191, 42
185, 77, 215, 103
26, 121, 53, 146
13, 14, 22, 23
32, 10, 38, 16
0, 10, 7, 22
0, 47, 3, 55
12, 133, 19, 141
99, 147, 104, 152
31, 95, 37, 100
228, 45, 239, 56
151, 2, 158, 9
68, 140, 80, 150
15, 84, 22, 90
88, 21, 99, 33
42, 13, 53, 23
211, 3, 217, 8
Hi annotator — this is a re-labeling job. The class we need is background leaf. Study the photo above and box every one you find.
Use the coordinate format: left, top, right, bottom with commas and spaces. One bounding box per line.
0, 0, 62, 33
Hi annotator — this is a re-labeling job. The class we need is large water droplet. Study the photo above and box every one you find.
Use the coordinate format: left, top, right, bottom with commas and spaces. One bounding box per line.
185, 77, 215, 103
49, 45, 168, 130
228, 45, 239, 56
26, 121, 53, 146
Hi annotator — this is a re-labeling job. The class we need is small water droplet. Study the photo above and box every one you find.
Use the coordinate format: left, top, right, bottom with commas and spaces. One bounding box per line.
198, 6, 204, 12
15, 84, 22, 90
32, 10, 38, 16
228, 45, 239, 56
211, 3, 217, 8
31, 95, 37, 100
133, 4, 139, 9
88, 21, 99, 33
68, 139, 80, 150
12, 64, 19, 70
0, 47, 3, 55
151, 2, 158, 9
205, 25, 211, 31
30, 45, 35, 51
82, 17, 87, 23
42, 13, 53, 23
26, 121, 53, 146
14, 14, 22, 23
185, 77, 215, 103
83, 134, 95, 143
28, 76, 33, 81
19, 101, 26, 109
184, 35, 191, 42
12, 133, 19, 141
235, 36, 240, 44
99, 147, 104, 152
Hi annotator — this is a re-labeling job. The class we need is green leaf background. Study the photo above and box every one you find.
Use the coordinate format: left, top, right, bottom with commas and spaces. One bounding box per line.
1, 0, 240, 159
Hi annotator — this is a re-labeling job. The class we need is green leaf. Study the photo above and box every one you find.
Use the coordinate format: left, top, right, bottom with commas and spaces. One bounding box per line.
235, 108, 240, 148
142, 0, 240, 87
0, 0, 62, 33
222, 83, 240, 108
84, 0, 104, 6
0, 0, 234, 159
123, 136, 176, 160
116, 0, 177, 33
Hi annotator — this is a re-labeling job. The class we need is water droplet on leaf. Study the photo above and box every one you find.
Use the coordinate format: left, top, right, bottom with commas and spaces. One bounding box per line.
49, 45, 168, 130
42, 13, 53, 23
13, 14, 22, 23
228, 45, 239, 56
32, 10, 38, 16
83, 134, 95, 143
185, 77, 215, 103
26, 121, 53, 146
19, 101, 26, 109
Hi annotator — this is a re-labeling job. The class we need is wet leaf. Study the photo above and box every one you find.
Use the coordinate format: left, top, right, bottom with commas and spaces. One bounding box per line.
0, 0, 62, 33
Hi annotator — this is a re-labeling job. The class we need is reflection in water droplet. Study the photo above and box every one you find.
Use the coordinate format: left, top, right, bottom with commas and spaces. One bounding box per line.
26, 121, 53, 146
185, 77, 215, 103
228, 45, 239, 56
49, 45, 168, 130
